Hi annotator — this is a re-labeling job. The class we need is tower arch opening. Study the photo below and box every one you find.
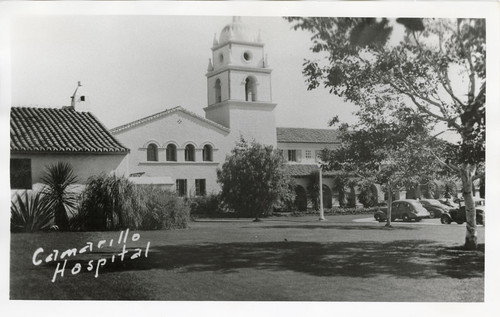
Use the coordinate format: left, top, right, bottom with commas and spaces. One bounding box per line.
245, 76, 257, 102
215, 79, 222, 103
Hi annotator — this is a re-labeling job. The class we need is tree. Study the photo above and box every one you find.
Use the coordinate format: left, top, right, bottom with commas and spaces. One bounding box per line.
323, 102, 441, 226
358, 180, 378, 208
287, 17, 485, 248
307, 170, 320, 210
331, 171, 350, 208
217, 137, 294, 221
80, 174, 143, 231
41, 162, 78, 231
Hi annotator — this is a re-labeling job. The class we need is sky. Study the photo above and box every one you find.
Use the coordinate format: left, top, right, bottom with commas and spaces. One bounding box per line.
10, 15, 359, 131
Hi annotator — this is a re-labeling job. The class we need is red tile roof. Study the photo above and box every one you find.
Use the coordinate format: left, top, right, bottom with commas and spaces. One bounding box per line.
284, 164, 338, 177
10, 106, 129, 153
277, 127, 340, 143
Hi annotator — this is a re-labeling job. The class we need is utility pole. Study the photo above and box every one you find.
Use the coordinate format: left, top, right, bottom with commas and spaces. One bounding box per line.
318, 161, 325, 221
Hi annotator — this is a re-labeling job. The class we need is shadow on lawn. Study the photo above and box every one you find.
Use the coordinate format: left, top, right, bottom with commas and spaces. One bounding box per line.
61, 240, 484, 280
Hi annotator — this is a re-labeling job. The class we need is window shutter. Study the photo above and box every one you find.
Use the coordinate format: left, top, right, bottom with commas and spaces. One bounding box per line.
296, 150, 302, 162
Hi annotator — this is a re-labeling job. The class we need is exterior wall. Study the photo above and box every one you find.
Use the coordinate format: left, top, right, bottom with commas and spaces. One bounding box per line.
277, 142, 340, 164
228, 102, 277, 147
113, 110, 229, 196
205, 101, 277, 149
11, 152, 128, 187
212, 43, 265, 70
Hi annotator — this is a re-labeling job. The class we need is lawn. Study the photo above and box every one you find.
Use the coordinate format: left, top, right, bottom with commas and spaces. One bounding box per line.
10, 215, 484, 301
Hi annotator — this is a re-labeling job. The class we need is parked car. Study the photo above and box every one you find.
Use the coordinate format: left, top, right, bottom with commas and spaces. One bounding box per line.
419, 199, 450, 218
374, 199, 430, 222
440, 198, 485, 225
438, 198, 460, 209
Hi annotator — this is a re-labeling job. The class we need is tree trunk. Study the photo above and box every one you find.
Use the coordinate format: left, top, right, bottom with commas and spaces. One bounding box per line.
459, 163, 477, 250
54, 204, 69, 231
385, 182, 392, 227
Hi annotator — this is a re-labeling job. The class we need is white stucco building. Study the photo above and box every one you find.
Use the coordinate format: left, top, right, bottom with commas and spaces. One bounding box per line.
10, 106, 129, 191
108, 17, 353, 208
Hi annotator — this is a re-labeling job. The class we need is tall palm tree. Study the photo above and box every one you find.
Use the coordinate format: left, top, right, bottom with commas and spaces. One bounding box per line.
41, 162, 78, 231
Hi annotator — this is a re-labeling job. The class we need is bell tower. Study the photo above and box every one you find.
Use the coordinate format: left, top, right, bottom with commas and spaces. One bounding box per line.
204, 17, 277, 146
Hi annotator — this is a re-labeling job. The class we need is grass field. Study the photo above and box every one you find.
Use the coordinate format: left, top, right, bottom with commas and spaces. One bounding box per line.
10, 215, 484, 301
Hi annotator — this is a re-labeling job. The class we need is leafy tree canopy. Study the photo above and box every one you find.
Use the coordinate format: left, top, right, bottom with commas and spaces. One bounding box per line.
286, 17, 485, 165
217, 137, 294, 220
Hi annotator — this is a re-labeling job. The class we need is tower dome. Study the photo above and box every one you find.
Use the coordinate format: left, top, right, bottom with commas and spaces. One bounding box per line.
219, 17, 257, 45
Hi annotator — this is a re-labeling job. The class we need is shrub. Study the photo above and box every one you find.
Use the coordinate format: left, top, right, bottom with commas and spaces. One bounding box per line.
138, 186, 189, 230
307, 170, 320, 211
358, 181, 378, 208
189, 194, 221, 216
292, 206, 381, 216
11, 191, 55, 232
79, 174, 144, 231
274, 181, 298, 213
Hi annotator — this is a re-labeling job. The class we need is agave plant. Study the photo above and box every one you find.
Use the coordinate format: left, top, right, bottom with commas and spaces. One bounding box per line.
41, 162, 78, 231
11, 191, 55, 232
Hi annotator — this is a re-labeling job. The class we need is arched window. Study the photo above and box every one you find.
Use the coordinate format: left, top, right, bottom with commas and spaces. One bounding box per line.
185, 144, 195, 162
215, 79, 222, 103
166, 144, 177, 161
147, 143, 158, 161
245, 77, 257, 101
202, 144, 213, 162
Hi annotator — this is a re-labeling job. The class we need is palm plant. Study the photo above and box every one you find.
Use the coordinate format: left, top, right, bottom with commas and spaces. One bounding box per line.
41, 162, 78, 231
11, 191, 55, 232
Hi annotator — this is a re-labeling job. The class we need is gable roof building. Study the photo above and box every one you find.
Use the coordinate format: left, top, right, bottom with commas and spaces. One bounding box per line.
11, 106, 129, 154
10, 106, 129, 190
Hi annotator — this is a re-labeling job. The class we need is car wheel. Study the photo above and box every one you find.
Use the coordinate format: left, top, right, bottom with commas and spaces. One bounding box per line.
441, 215, 452, 224
456, 220, 464, 225
374, 214, 382, 222
402, 214, 410, 222
428, 210, 435, 218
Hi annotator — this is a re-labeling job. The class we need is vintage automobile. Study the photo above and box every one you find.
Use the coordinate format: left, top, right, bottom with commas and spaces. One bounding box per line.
374, 199, 430, 222
440, 198, 485, 225
438, 198, 460, 209
419, 199, 450, 218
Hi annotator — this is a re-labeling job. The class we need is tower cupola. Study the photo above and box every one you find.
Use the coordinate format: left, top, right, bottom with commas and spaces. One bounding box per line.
204, 17, 277, 147
218, 16, 259, 45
